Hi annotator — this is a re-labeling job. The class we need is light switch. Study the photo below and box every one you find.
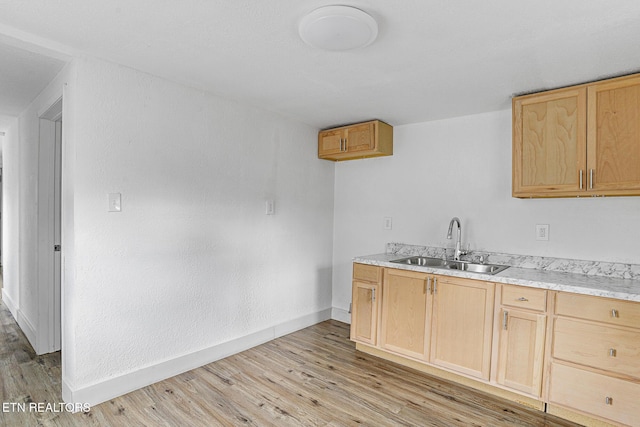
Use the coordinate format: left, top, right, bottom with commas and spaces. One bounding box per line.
109, 193, 122, 212
265, 200, 275, 215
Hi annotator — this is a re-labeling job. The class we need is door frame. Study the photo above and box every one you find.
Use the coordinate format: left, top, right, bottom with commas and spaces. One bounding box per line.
37, 96, 62, 353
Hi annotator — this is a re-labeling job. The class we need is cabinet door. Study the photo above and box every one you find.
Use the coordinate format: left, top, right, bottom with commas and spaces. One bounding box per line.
318, 128, 344, 156
587, 74, 640, 193
496, 309, 546, 397
350, 281, 380, 345
380, 269, 431, 360
512, 87, 587, 197
430, 276, 494, 380
345, 122, 375, 153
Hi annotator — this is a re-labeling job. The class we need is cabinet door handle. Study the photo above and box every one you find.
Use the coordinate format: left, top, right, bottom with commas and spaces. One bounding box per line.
517, 297, 529, 302
590, 169, 594, 189
609, 348, 617, 357
433, 277, 437, 294
579, 169, 583, 189
503, 311, 509, 330
425, 277, 431, 294
611, 308, 619, 318
605, 396, 613, 405
371, 288, 375, 302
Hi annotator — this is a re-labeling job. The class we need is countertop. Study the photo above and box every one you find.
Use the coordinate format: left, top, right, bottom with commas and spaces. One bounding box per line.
354, 252, 640, 302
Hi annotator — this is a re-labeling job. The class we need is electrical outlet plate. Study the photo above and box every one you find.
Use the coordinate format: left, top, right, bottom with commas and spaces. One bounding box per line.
536, 224, 549, 241
384, 217, 392, 230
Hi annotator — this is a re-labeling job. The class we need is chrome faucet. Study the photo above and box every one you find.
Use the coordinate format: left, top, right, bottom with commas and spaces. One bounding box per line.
447, 217, 467, 261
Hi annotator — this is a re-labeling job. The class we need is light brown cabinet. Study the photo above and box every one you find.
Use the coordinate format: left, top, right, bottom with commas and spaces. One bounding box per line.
430, 276, 494, 380
548, 292, 640, 426
513, 73, 640, 198
495, 285, 547, 397
318, 120, 393, 161
350, 263, 382, 345
379, 268, 431, 360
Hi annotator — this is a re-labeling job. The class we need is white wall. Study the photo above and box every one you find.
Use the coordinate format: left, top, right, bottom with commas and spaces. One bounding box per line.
62, 58, 335, 404
332, 109, 640, 315
2, 119, 19, 312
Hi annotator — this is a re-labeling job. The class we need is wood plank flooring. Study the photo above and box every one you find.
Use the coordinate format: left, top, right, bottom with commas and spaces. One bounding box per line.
0, 296, 582, 426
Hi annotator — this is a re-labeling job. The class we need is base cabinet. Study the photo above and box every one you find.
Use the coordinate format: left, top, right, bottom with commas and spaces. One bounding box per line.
350, 264, 640, 426
495, 285, 548, 398
549, 363, 640, 426
496, 309, 546, 397
350, 264, 382, 346
379, 269, 431, 360
548, 292, 640, 426
430, 276, 494, 380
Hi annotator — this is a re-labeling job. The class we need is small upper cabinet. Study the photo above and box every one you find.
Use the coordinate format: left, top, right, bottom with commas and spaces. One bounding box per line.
318, 120, 393, 161
512, 73, 640, 198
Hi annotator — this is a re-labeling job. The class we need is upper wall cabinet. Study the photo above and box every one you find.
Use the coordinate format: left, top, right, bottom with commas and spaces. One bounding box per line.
318, 120, 393, 161
513, 73, 640, 198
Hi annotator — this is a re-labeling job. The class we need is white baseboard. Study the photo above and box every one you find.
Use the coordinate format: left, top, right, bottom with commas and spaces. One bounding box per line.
64, 308, 332, 406
331, 307, 351, 324
2, 290, 38, 351
1, 288, 18, 317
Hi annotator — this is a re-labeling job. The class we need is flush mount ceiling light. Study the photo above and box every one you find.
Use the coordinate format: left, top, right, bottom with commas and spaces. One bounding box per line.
299, 5, 378, 51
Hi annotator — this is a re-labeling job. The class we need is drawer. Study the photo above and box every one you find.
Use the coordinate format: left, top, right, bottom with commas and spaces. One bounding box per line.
353, 263, 382, 283
555, 293, 640, 328
553, 317, 640, 378
549, 363, 640, 426
501, 285, 547, 311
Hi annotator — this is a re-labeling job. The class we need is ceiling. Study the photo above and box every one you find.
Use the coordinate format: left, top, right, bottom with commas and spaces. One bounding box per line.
1, 0, 640, 130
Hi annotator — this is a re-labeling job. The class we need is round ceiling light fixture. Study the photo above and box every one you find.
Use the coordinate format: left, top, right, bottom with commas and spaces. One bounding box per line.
299, 5, 378, 51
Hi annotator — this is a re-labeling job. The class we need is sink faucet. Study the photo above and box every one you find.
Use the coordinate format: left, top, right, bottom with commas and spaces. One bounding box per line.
447, 217, 467, 261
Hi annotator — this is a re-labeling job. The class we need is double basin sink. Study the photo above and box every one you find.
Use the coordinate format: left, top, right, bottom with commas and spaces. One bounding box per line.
390, 256, 509, 275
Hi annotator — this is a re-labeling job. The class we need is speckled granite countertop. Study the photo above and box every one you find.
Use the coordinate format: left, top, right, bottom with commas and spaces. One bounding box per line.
354, 244, 640, 302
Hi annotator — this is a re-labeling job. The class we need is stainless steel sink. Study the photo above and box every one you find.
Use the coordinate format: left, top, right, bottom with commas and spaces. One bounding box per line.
390, 256, 448, 267
443, 260, 509, 275
390, 256, 509, 275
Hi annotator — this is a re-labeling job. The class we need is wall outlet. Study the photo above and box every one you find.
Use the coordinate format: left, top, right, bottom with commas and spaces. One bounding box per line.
384, 217, 393, 230
536, 224, 549, 241
265, 199, 275, 215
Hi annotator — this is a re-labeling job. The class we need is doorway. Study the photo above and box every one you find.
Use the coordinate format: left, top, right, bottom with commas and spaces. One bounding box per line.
39, 97, 62, 353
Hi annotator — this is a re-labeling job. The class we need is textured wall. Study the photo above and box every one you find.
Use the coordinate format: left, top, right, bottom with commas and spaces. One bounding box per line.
332, 109, 640, 314
64, 58, 334, 392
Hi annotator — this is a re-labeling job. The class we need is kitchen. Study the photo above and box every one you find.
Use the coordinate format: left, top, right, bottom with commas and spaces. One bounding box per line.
1, 1, 640, 426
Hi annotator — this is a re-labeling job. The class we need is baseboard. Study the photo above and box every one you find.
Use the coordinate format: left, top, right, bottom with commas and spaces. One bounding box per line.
331, 307, 351, 324
2, 290, 38, 352
1, 288, 18, 317
64, 308, 332, 406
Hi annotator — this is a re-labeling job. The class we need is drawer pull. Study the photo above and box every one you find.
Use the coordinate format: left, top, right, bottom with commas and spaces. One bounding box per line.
611, 308, 619, 318
605, 396, 613, 405
517, 297, 529, 302
609, 348, 617, 357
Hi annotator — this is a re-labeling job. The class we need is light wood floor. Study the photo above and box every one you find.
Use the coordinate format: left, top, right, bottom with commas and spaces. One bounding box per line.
0, 297, 582, 427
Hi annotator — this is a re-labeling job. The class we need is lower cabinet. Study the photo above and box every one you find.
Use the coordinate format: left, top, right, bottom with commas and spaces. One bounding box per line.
379, 268, 431, 360
548, 363, 640, 427
547, 292, 640, 426
350, 264, 382, 346
495, 284, 548, 397
430, 276, 494, 380
350, 264, 640, 427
